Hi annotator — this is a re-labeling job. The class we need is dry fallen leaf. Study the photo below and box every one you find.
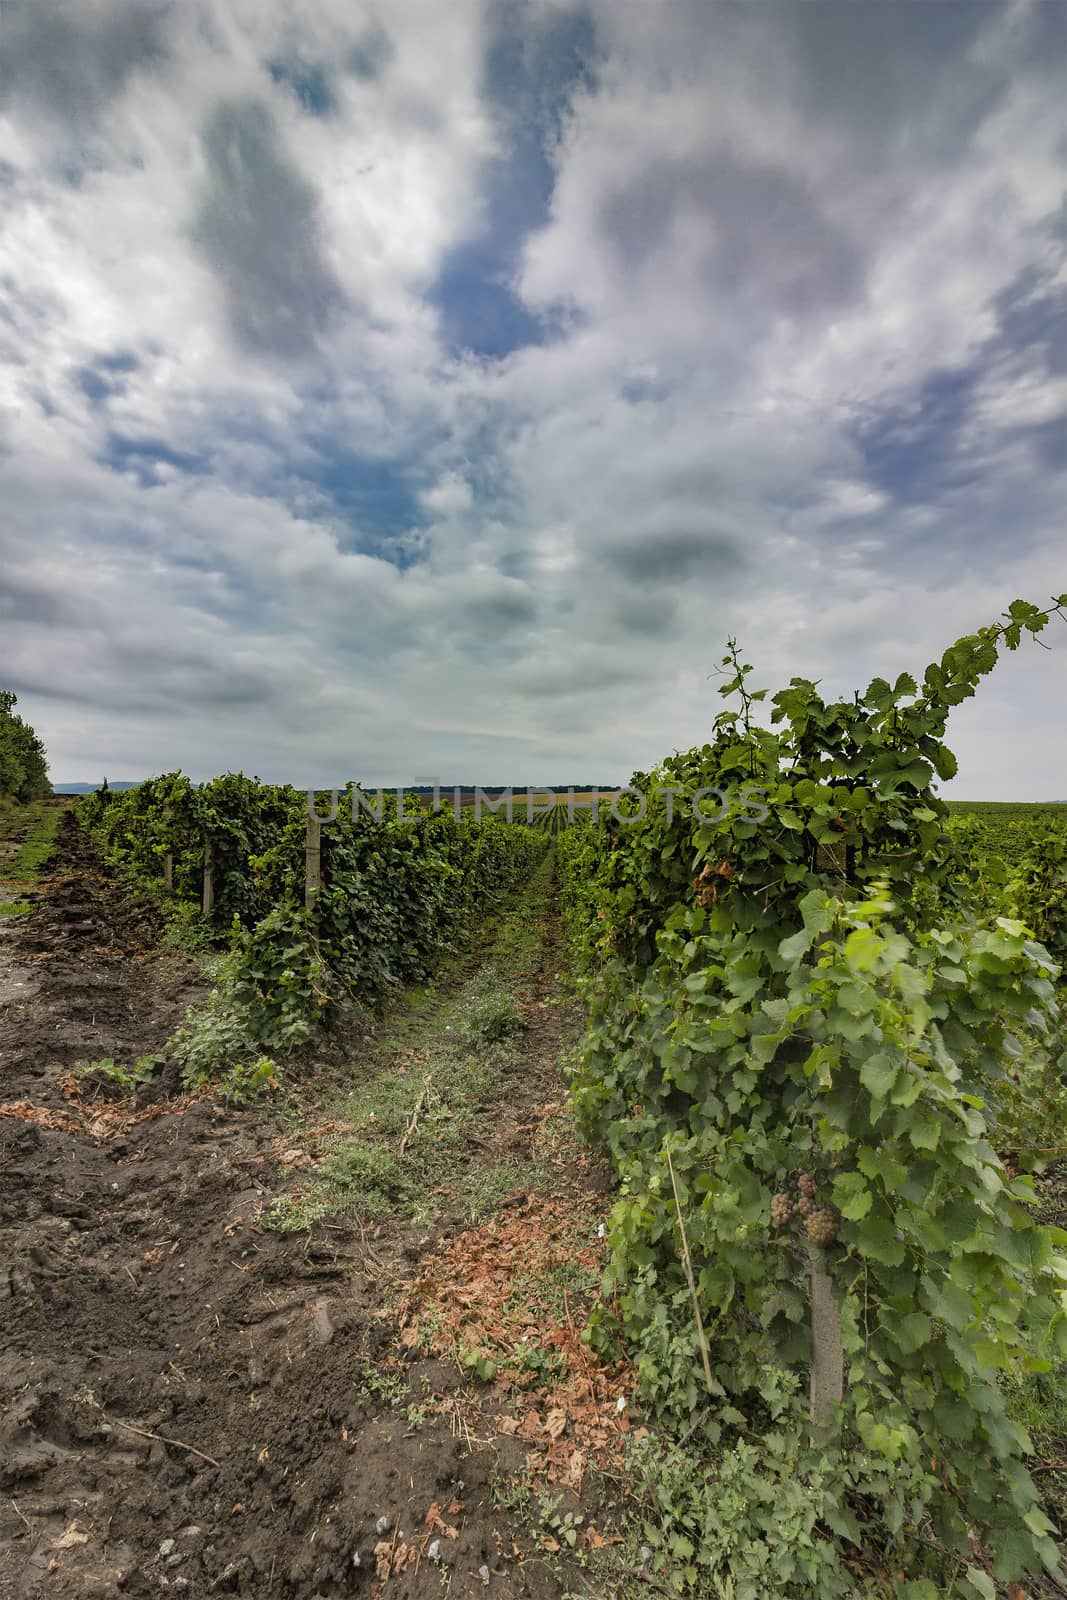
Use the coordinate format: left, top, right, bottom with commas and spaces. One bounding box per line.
374, 1540, 393, 1580
561, 1447, 586, 1491
52, 1523, 89, 1551
544, 1406, 567, 1440
424, 1502, 459, 1539
375, 1539, 416, 1577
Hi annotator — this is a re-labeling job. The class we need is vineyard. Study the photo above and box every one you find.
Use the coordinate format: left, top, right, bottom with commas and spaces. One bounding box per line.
554, 596, 1067, 1597
74, 777, 548, 1098
1, 597, 1066, 1600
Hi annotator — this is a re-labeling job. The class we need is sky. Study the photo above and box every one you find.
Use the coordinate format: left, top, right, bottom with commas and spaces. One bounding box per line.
0, 0, 1065, 796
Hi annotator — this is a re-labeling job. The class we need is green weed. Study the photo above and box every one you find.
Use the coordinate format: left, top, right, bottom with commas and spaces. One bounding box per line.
358, 1366, 409, 1405
2, 802, 66, 886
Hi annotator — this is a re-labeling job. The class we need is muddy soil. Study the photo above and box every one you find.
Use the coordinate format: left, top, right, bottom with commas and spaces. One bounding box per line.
0, 818, 593, 1600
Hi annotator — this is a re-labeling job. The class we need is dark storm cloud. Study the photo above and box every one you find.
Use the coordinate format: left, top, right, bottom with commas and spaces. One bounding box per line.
781, 0, 1000, 154
1026, 418, 1067, 473
112, 643, 278, 712
612, 593, 679, 638
457, 589, 538, 637
513, 656, 646, 699
602, 530, 746, 587
600, 152, 866, 318
9, 625, 281, 717
0, 575, 83, 627
190, 98, 346, 358
0, 0, 168, 127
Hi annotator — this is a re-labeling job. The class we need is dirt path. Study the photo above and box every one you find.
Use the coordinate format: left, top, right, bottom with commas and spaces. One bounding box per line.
0, 817, 627, 1600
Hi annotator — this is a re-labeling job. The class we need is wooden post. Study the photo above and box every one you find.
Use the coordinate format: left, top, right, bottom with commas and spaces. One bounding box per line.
202, 835, 214, 916
163, 851, 173, 891
810, 1253, 844, 1430
305, 814, 321, 909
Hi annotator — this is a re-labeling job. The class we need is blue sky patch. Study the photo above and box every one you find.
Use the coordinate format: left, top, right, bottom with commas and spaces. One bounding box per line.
430, 4, 596, 359
288, 444, 427, 564
103, 431, 205, 486
267, 58, 336, 116
74, 349, 140, 405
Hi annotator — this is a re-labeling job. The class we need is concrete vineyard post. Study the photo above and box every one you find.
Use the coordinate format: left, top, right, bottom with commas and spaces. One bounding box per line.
810, 839, 845, 1429
202, 835, 214, 916
810, 1252, 844, 1430
305, 814, 321, 909
163, 851, 173, 891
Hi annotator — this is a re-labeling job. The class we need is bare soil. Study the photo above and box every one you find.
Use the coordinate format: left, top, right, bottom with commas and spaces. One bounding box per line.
0, 816, 616, 1600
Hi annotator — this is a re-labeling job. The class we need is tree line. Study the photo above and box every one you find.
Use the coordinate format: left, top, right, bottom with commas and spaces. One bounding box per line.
0, 691, 50, 802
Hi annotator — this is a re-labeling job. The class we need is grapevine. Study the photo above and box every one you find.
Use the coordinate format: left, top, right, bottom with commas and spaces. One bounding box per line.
558, 595, 1067, 1592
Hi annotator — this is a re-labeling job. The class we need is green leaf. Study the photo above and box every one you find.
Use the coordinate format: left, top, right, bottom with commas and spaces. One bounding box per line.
962, 1567, 995, 1600
855, 1214, 905, 1266
859, 1051, 899, 1101
832, 1171, 873, 1221
779, 926, 814, 963
906, 1113, 941, 1151
891, 1311, 931, 1355
856, 1146, 909, 1189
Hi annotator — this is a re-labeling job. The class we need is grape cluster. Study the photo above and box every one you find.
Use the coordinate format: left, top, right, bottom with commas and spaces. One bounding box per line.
770, 1173, 838, 1247
805, 1209, 837, 1247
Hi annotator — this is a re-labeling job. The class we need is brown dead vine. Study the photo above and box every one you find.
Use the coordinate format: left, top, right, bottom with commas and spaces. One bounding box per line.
397, 1191, 640, 1493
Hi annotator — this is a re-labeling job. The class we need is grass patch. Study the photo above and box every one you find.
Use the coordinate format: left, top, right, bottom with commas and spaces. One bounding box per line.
264, 850, 561, 1233
1005, 1365, 1067, 1440
465, 1158, 527, 1220
1005, 1365, 1067, 1523
458, 973, 527, 1046
267, 1035, 518, 1231
266, 1137, 412, 1231
6, 802, 66, 882
0, 899, 34, 917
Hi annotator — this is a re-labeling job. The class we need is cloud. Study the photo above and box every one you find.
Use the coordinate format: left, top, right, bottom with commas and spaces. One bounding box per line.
0, 0, 1064, 796
602, 529, 744, 588
0, 0, 167, 130
190, 97, 347, 358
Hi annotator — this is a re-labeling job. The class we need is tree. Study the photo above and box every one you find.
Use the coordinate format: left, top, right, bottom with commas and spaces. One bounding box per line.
0, 690, 51, 802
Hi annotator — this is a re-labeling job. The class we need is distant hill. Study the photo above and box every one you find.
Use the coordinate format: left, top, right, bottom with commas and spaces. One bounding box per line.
51, 781, 619, 796
53, 781, 142, 794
